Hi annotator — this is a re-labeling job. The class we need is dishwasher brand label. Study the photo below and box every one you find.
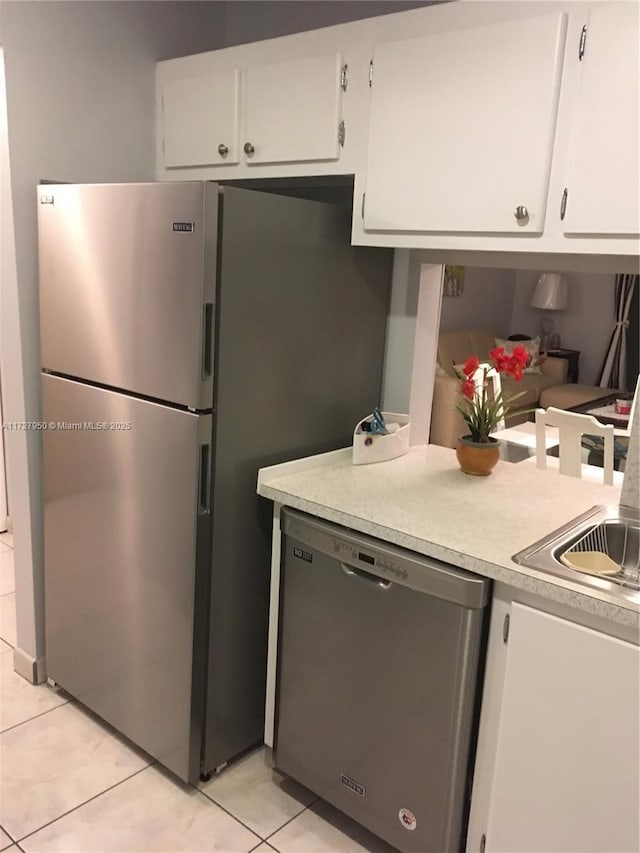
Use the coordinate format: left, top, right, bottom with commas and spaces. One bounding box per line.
341, 774, 365, 797
398, 808, 417, 831
293, 547, 313, 563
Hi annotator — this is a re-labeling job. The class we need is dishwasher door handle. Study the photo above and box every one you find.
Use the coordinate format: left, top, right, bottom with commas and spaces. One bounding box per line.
341, 563, 391, 589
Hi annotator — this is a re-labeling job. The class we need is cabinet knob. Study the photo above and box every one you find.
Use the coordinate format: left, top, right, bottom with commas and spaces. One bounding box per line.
243, 142, 255, 157
217, 143, 228, 157
514, 205, 529, 222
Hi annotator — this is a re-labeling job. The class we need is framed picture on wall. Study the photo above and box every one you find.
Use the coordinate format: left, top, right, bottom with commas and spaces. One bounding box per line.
443, 265, 465, 297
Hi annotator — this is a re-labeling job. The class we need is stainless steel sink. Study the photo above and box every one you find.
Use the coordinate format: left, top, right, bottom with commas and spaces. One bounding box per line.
513, 505, 640, 605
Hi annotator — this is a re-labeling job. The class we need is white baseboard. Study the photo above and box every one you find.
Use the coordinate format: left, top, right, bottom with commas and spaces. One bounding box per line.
13, 646, 46, 684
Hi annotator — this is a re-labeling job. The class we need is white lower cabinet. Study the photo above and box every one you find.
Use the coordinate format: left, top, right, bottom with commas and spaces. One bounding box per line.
477, 601, 639, 853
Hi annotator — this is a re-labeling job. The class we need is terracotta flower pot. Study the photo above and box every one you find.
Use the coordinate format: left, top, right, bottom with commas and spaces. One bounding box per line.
456, 435, 500, 476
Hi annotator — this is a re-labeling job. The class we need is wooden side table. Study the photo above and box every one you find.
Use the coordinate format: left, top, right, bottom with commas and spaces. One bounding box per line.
546, 348, 580, 383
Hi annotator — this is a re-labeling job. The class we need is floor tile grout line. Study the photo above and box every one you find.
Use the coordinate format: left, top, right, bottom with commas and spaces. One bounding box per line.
0, 819, 17, 846
0, 695, 73, 735
262, 796, 321, 843
194, 785, 265, 842
14, 763, 152, 845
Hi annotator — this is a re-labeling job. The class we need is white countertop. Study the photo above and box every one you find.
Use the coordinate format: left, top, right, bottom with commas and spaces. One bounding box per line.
258, 444, 639, 629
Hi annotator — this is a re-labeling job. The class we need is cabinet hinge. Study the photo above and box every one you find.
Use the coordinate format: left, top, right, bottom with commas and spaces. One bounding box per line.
369, 59, 374, 87
579, 25, 587, 60
480, 833, 487, 853
340, 63, 349, 91
503, 613, 510, 644
361, 192, 366, 219
338, 120, 346, 147
560, 187, 568, 221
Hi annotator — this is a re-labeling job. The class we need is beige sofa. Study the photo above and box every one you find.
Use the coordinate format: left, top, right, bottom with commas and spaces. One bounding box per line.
430, 329, 569, 448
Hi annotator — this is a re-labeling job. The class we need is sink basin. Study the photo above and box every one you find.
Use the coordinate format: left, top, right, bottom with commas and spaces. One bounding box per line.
513, 505, 640, 605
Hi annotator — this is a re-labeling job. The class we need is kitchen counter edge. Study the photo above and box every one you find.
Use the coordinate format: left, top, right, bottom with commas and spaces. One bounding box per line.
257, 445, 639, 630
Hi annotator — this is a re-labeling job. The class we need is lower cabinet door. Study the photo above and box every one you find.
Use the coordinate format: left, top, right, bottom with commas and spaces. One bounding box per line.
486, 602, 639, 852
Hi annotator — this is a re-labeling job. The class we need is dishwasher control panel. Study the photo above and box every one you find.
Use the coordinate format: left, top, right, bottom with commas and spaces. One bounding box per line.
283, 508, 489, 608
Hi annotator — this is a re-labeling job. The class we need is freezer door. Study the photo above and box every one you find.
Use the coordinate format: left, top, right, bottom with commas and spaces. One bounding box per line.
37, 182, 217, 409
42, 373, 212, 782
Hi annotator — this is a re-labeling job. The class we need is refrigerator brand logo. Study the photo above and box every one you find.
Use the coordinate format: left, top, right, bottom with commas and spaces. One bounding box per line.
40, 195, 54, 205
172, 222, 194, 233
341, 774, 365, 797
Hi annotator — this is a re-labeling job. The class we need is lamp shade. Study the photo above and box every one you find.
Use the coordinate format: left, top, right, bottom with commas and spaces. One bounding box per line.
530, 273, 569, 311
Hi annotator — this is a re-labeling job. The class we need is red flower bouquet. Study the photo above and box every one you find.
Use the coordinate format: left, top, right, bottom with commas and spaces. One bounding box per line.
455, 345, 529, 443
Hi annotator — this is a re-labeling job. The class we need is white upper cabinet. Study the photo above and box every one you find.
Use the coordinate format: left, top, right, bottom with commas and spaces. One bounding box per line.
244, 54, 344, 165
162, 70, 240, 168
156, 3, 639, 259
561, 3, 640, 236
363, 13, 568, 235
160, 54, 345, 171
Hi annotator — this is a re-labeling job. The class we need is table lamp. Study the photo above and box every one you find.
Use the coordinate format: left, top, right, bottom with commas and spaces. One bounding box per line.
530, 272, 568, 350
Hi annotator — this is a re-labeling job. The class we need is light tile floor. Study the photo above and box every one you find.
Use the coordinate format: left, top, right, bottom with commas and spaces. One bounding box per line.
0, 534, 395, 852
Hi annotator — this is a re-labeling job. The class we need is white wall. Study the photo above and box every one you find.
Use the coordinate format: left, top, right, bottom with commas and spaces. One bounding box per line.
221, 0, 434, 46
0, 0, 222, 678
510, 270, 616, 386
439, 266, 517, 336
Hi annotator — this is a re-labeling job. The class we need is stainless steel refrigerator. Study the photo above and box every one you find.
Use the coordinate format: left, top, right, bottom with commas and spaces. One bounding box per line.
38, 181, 391, 783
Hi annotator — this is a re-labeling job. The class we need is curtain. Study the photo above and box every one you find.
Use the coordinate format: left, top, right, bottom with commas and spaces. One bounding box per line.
598, 273, 638, 392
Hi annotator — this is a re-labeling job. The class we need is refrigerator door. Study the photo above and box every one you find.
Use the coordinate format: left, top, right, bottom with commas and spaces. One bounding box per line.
42, 373, 212, 782
202, 186, 392, 773
38, 182, 218, 410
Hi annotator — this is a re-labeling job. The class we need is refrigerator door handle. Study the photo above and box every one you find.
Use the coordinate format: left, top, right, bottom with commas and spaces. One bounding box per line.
198, 442, 211, 514
201, 303, 214, 379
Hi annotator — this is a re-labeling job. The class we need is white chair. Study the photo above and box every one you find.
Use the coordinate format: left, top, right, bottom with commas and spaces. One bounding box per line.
617, 374, 638, 441
534, 406, 616, 486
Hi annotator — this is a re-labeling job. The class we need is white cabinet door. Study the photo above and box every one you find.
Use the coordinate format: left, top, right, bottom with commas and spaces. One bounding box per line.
486, 602, 639, 853
364, 13, 567, 234
162, 70, 240, 168
562, 3, 640, 236
244, 54, 343, 165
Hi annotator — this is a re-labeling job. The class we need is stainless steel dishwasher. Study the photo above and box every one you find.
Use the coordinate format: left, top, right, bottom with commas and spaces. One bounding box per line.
275, 508, 491, 853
